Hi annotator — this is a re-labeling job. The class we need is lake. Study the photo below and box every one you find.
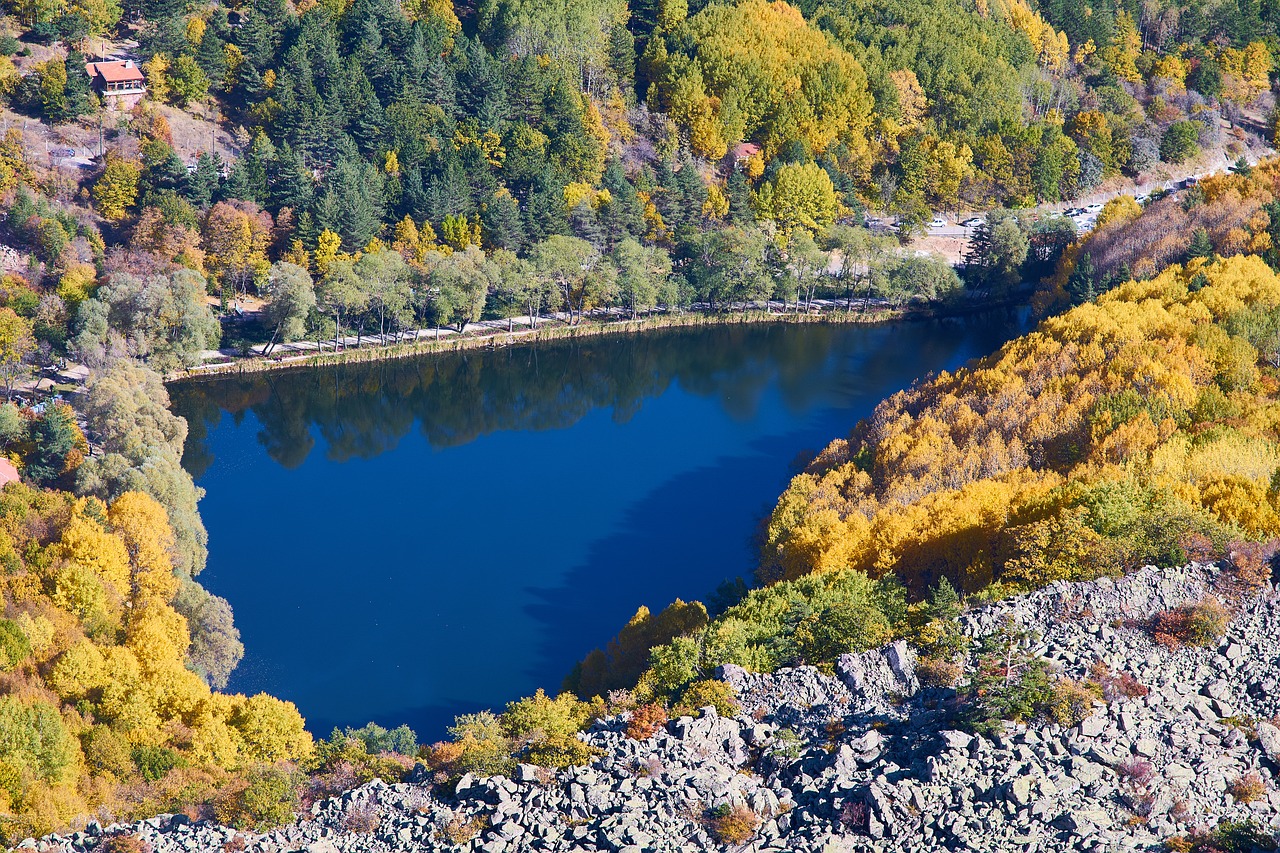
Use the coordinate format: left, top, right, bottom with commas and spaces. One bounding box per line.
171, 312, 1026, 739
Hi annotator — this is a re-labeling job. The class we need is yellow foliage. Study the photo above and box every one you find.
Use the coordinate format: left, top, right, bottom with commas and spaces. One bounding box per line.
228, 694, 313, 764
766, 255, 1280, 591
47, 639, 108, 701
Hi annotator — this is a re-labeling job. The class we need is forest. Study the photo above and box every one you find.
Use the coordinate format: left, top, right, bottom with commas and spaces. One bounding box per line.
0, 0, 1276, 836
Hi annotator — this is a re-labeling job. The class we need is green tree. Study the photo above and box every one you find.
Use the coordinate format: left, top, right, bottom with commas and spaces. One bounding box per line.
168, 54, 209, 106
26, 403, 82, 486
1160, 121, 1200, 164
426, 246, 493, 332
613, 237, 671, 318
262, 262, 316, 355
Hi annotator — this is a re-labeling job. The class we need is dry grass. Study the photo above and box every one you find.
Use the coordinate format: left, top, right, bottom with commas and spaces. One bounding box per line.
1229, 772, 1267, 804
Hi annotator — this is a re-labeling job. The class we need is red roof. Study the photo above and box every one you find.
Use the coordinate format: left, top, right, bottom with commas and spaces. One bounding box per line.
733, 143, 761, 161
0, 458, 20, 488
86, 60, 145, 84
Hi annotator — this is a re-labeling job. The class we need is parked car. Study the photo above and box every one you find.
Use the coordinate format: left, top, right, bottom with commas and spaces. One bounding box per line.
1085, 202, 1104, 213
960, 217, 984, 227
928, 217, 947, 228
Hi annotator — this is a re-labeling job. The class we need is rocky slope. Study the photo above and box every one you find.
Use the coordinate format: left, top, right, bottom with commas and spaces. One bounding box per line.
24, 562, 1280, 853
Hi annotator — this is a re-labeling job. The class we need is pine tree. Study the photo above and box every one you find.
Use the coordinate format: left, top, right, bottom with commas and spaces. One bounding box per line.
1066, 251, 1096, 306
185, 152, 223, 209
270, 144, 315, 213
1186, 228, 1214, 261
481, 191, 524, 252
726, 169, 753, 225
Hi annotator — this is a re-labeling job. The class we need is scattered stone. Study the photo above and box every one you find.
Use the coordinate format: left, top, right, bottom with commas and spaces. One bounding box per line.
24, 562, 1280, 853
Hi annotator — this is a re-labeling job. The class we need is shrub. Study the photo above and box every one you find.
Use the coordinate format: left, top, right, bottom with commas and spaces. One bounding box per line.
673, 680, 739, 718
916, 656, 963, 687
502, 690, 600, 769
1088, 662, 1149, 701
1151, 596, 1230, 649
445, 712, 513, 777
1229, 772, 1267, 804
343, 722, 417, 756
1047, 679, 1102, 726
342, 803, 380, 834
441, 815, 487, 844
522, 735, 600, 769
634, 755, 665, 777
132, 745, 185, 782
1226, 540, 1279, 593
214, 764, 300, 831
707, 803, 760, 844
839, 800, 869, 834
1166, 820, 1278, 853
81, 726, 133, 778
1116, 756, 1155, 789
626, 704, 668, 740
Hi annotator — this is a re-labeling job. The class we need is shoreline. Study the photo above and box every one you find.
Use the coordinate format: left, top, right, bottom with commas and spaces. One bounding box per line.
169, 295, 1028, 384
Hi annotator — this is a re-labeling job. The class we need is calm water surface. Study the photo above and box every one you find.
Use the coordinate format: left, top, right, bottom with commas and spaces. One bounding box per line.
171, 313, 1025, 737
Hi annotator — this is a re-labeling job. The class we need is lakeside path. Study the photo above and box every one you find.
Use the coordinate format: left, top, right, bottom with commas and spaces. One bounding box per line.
174, 294, 1026, 382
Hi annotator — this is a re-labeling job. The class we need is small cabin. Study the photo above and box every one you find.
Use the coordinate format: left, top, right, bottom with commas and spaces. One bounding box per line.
730, 142, 761, 171
85, 60, 147, 110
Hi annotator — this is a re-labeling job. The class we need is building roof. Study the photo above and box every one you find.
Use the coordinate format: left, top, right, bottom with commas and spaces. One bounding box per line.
732, 142, 761, 161
0, 458, 20, 489
86, 60, 145, 85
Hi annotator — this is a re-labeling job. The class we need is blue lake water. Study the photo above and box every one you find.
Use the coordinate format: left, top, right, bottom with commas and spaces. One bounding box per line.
171, 312, 1025, 739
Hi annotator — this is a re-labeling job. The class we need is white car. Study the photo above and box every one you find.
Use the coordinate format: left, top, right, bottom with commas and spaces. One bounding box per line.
960, 217, 984, 227
928, 217, 947, 228
1085, 202, 1104, 213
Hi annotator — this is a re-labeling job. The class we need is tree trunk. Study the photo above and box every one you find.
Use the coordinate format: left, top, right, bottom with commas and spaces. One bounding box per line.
265, 323, 282, 356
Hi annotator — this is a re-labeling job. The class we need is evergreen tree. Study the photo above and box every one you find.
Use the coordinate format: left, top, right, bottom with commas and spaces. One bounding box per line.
62, 51, 94, 120
326, 158, 384, 250
481, 191, 525, 253
185, 152, 223, 209
726, 169, 754, 225
1187, 228, 1214, 262
269, 144, 315, 213
1066, 251, 1096, 306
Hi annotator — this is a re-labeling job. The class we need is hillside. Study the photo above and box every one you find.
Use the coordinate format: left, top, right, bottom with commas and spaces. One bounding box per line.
28, 559, 1280, 852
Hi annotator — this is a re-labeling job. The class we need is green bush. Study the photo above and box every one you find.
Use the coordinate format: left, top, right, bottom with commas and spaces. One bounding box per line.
131, 745, 185, 782
0, 620, 31, 672
1160, 121, 1200, 164
673, 680, 739, 718
217, 765, 301, 831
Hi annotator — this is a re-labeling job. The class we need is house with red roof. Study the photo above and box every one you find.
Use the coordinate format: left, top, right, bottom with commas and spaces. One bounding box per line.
85, 60, 147, 110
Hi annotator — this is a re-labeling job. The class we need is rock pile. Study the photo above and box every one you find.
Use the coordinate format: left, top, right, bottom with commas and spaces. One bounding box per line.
25, 562, 1280, 852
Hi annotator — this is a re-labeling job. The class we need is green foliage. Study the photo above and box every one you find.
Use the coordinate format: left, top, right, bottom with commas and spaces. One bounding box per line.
1160, 121, 1201, 164
0, 696, 77, 785
672, 679, 739, 717
960, 624, 1058, 734
0, 619, 31, 671
131, 745, 185, 782
218, 765, 301, 831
